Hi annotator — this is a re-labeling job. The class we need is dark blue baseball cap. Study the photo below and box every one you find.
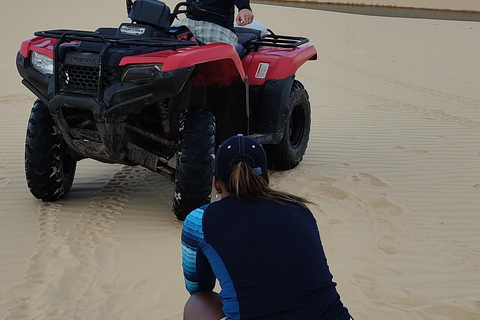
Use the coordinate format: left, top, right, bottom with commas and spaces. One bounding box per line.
214, 134, 267, 181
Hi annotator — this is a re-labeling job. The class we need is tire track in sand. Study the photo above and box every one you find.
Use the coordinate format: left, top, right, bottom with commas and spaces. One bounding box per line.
3, 166, 149, 320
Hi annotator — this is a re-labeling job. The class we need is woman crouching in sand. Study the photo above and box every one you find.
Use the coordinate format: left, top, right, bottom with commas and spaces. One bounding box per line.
181, 134, 353, 320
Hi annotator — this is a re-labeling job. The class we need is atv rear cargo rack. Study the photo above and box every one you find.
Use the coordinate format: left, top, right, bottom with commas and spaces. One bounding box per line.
251, 29, 310, 49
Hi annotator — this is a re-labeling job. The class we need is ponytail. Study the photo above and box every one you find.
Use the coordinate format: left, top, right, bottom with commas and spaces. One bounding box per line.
224, 162, 310, 208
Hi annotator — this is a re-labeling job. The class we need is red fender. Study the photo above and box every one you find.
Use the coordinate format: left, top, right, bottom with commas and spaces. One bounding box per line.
20, 37, 57, 58
242, 44, 317, 85
120, 43, 246, 87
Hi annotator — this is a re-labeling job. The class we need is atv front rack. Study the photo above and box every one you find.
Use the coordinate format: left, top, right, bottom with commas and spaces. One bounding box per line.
34, 29, 197, 49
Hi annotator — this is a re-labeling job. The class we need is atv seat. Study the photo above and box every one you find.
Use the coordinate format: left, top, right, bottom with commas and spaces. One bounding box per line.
234, 22, 267, 58
234, 27, 263, 58
235, 32, 259, 57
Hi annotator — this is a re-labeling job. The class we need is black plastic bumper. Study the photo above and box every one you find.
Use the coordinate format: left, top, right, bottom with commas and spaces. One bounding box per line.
17, 50, 193, 121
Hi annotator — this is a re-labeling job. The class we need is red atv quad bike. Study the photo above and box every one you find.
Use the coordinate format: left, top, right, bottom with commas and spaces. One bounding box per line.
16, 0, 317, 220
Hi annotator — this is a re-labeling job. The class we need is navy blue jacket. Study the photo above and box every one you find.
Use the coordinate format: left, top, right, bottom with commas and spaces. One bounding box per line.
182, 196, 352, 320
186, 0, 252, 30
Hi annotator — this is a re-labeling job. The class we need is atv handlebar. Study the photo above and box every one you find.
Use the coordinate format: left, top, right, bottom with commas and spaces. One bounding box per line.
172, 2, 189, 15
170, 2, 189, 23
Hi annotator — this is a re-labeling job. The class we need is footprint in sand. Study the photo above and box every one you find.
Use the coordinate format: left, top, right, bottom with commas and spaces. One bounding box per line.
327, 219, 343, 225
351, 274, 384, 301
352, 274, 427, 308
346, 173, 387, 187
377, 235, 398, 254
369, 197, 404, 216
304, 185, 348, 200
377, 244, 398, 254
357, 173, 387, 187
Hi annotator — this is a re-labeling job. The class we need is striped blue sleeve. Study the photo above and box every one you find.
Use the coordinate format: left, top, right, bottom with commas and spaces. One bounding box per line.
181, 205, 208, 294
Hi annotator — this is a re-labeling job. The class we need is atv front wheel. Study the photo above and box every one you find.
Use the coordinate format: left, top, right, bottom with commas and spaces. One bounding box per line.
173, 109, 215, 220
265, 80, 311, 170
25, 100, 77, 201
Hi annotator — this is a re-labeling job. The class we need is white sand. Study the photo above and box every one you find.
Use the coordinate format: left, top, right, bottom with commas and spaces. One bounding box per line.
1, 1, 479, 319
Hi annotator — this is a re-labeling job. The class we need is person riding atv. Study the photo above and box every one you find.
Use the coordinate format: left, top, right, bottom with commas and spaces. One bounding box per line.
16, 0, 317, 220
178, 0, 255, 46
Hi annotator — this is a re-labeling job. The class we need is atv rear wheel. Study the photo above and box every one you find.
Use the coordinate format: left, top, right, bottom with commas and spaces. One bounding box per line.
25, 100, 77, 201
173, 109, 215, 220
265, 80, 311, 170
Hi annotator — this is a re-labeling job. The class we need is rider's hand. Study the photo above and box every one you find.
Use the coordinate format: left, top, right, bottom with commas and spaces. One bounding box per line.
236, 9, 254, 26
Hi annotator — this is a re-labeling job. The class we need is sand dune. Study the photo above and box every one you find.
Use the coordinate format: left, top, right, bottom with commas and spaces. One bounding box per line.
1, 0, 479, 319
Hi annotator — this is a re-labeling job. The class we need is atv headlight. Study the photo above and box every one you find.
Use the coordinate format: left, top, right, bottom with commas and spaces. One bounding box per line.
31, 51, 53, 75
121, 64, 163, 84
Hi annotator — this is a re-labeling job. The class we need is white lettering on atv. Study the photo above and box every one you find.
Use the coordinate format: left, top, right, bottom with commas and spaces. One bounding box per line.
120, 26, 146, 36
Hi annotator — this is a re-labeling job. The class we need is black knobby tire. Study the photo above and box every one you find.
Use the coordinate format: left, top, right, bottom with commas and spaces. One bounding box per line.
265, 80, 311, 170
25, 100, 77, 201
173, 109, 215, 220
